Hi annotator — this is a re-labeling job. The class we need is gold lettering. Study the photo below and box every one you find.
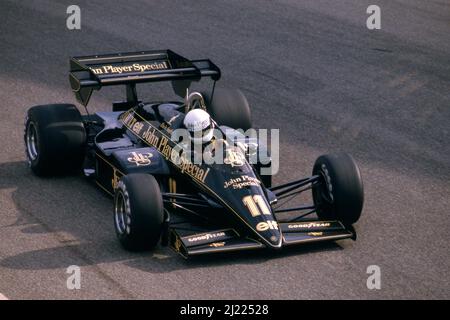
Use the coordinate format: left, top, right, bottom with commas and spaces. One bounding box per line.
132, 122, 144, 134
122, 111, 210, 183
142, 126, 159, 147
111, 169, 120, 189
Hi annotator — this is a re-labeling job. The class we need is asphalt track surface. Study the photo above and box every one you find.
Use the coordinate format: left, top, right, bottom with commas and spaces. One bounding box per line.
0, 0, 449, 299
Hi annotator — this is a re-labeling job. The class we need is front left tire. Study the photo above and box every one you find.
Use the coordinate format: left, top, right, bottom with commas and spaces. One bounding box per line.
114, 174, 164, 251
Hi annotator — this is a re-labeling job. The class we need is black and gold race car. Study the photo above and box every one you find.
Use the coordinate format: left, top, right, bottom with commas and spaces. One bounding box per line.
24, 50, 364, 258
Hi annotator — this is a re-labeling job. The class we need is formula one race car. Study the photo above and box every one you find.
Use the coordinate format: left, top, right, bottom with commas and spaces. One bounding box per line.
24, 50, 364, 258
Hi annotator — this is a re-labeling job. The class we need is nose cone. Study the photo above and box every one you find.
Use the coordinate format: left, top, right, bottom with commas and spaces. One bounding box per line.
254, 219, 283, 248
216, 184, 283, 249
219, 189, 283, 248
205, 166, 283, 249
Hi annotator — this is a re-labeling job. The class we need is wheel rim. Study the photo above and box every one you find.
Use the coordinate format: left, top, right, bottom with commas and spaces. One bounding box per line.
115, 191, 131, 235
26, 122, 39, 161
318, 164, 334, 203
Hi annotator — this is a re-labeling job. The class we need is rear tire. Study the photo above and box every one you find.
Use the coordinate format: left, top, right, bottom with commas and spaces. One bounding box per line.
114, 174, 164, 251
24, 104, 86, 176
261, 174, 272, 189
202, 88, 252, 130
312, 153, 364, 225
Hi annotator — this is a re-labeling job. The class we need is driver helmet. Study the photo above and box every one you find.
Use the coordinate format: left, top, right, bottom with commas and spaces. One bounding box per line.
183, 109, 215, 144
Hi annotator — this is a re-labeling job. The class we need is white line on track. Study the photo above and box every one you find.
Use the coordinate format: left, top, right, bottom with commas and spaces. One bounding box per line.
0, 293, 9, 300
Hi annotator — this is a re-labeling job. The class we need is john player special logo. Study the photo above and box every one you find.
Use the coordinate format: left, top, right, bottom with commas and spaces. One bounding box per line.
224, 148, 246, 167
90, 61, 169, 75
127, 152, 153, 166
121, 111, 210, 183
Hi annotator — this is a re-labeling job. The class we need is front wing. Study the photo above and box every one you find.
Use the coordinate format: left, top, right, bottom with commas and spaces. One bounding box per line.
168, 220, 354, 258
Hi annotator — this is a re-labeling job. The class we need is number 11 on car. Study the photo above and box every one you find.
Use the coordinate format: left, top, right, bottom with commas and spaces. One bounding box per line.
242, 195, 271, 217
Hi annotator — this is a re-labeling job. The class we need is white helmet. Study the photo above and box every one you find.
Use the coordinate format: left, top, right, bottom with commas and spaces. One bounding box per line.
183, 109, 215, 144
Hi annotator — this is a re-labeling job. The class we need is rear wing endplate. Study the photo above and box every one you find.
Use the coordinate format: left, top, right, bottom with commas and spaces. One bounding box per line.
69, 50, 221, 106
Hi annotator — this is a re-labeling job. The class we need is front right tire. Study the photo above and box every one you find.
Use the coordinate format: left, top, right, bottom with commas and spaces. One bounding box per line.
312, 153, 364, 225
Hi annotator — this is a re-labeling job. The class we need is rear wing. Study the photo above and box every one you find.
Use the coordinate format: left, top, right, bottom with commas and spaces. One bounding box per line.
69, 50, 221, 106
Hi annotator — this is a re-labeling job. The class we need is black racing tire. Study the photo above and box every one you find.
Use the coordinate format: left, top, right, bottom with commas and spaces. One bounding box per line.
261, 174, 272, 189
202, 88, 252, 130
312, 153, 364, 225
254, 164, 272, 189
24, 104, 86, 176
114, 174, 164, 251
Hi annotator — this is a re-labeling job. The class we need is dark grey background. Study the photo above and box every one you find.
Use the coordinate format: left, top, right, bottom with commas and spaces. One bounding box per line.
0, 0, 449, 299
